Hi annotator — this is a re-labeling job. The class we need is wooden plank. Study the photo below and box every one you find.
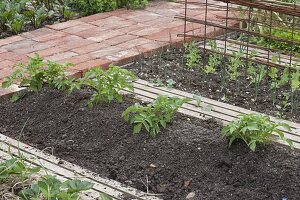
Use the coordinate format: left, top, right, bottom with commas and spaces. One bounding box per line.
131, 86, 300, 145
132, 81, 300, 138
0, 135, 162, 200
131, 79, 300, 148
0, 149, 100, 200
134, 79, 300, 129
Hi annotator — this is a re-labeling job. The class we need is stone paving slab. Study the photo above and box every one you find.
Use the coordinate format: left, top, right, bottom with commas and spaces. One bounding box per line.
0, 0, 235, 97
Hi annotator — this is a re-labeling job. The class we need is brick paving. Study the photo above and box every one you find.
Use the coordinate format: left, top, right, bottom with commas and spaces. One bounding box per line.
0, 0, 235, 97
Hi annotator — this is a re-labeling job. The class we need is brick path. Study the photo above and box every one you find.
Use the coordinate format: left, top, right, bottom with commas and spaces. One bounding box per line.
0, 0, 233, 96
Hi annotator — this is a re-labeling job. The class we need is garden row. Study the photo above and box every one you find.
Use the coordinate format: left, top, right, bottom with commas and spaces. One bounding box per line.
1, 55, 299, 199
0, 0, 148, 38
127, 41, 300, 123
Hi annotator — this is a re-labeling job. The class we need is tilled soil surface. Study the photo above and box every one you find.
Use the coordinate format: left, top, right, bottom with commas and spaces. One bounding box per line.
1, 88, 300, 200
126, 48, 300, 123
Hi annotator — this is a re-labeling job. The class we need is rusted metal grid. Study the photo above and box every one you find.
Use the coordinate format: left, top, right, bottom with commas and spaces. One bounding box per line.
176, 0, 300, 69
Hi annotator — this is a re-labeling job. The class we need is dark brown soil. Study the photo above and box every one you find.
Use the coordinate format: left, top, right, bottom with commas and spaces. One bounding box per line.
1, 88, 300, 200
126, 47, 300, 123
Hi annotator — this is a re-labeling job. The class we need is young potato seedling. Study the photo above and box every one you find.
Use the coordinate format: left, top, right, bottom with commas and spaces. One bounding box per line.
122, 95, 190, 137
2, 54, 74, 93
69, 65, 137, 107
221, 113, 293, 151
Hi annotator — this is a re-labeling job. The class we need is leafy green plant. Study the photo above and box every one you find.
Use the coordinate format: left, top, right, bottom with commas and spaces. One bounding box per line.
247, 64, 267, 99
69, 0, 148, 16
184, 41, 201, 69
69, 65, 137, 107
122, 95, 190, 137
2, 54, 73, 93
19, 175, 94, 200
99, 193, 113, 200
227, 51, 243, 81
205, 40, 223, 75
221, 113, 293, 151
24, 6, 50, 28
0, 156, 40, 183
268, 67, 280, 105
290, 69, 300, 112
166, 79, 176, 88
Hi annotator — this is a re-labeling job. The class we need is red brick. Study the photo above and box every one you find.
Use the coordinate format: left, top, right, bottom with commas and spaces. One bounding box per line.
105, 34, 138, 46
0, 85, 24, 99
87, 30, 124, 42
72, 59, 112, 73
63, 23, 97, 34
74, 27, 108, 38
107, 8, 129, 16
123, 12, 163, 23
0, 49, 8, 54
135, 41, 169, 58
72, 42, 110, 54
77, 13, 110, 23
45, 35, 94, 50
45, 51, 78, 62
27, 47, 67, 58
0, 51, 28, 62
0, 60, 15, 70
90, 16, 126, 27
117, 38, 153, 49
117, 24, 147, 34
145, 29, 182, 44
21, 28, 56, 39
142, 17, 174, 26
13, 42, 51, 54
1, 39, 37, 51
0, 36, 25, 47
89, 46, 124, 59
105, 49, 141, 65
47, 20, 84, 30
58, 54, 93, 65
130, 27, 162, 36
0, 67, 15, 79
32, 31, 69, 42
147, 8, 181, 17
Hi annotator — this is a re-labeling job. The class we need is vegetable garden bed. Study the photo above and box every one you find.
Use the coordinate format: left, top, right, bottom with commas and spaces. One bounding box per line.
1, 85, 300, 200
126, 46, 300, 123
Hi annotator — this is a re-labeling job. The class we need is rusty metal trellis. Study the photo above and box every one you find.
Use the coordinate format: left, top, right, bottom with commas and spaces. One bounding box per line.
176, 0, 300, 69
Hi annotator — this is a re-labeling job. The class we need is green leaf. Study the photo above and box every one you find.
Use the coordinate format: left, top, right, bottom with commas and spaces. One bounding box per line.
133, 123, 142, 134
99, 193, 113, 200
193, 95, 202, 107
62, 179, 94, 193
160, 120, 167, 128
249, 142, 257, 152
10, 93, 25, 102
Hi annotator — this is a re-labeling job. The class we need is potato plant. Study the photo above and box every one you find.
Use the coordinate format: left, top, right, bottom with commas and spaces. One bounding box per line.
122, 95, 190, 137
0, 154, 112, 200
221, 113, 293, 151
69, 65, 137, 107
2, 54, 74, 93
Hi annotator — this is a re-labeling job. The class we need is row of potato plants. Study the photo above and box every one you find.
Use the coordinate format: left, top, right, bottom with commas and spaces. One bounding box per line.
0, 0, 148, 36
1, 54, 294, 155
185, 40, 300, 115
0, 152, 112, 199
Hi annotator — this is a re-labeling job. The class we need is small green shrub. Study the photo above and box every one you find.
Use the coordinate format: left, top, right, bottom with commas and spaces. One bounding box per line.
0, 156, 40, 182
69, 65, 137, 107
69, 0, 148, 16
221, 113, 293, 151
184, 41, 201, 69
2, 54, 74, 92
19, 175, 94, 199
122, 95, 189, 137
